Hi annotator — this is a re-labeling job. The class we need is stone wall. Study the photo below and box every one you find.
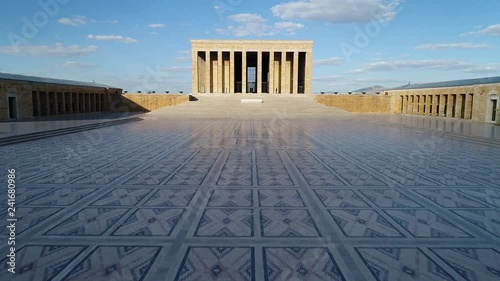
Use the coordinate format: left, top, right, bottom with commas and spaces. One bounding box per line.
388, 83, 500, 123
113, 94, 190, 112
314, 95, 393, 113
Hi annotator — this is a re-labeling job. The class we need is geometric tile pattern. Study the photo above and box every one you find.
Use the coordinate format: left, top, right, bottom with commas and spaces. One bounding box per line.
359, 189, 423, 208
329, 209, 404, 237
385, 209, 472, 238
142, 189, 197, 207
430, 248, 500, 281
263, 247, 346, 281
5, 116, 500, 280
91, 188, 152, 206
314, 189, 370, 207
259, 189, 305, 207
0, 245, 86, 281
44, 208, 129, 236
174, 247, 254, 281
414, 189, 489, 208
260, 209, 320, 237
25, 188, 96, 206
195, 209, 254, 237
452, 209, 500, 237
63, 246, 162, 281
356, 247, 455, 281
208, 189, 253, 207
111, 208, 184, 236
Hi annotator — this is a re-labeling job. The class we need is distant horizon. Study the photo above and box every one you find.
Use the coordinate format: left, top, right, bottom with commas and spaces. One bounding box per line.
1, 0, 499, 92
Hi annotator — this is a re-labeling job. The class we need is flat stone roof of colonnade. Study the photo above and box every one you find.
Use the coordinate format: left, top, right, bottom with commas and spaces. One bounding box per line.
191, 39, 314, 49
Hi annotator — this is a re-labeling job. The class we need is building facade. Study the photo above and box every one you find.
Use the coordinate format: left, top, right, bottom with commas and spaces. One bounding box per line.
191, 40, 313, 94
388, 77, 500, 124
0, 73, 122, 121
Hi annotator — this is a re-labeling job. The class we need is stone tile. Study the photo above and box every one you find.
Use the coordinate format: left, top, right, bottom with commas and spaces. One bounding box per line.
385, 209, 472, 238
356, 247, 455, 281
263, 247, 346, 281
44, 208, 129, 236
91, 188, 152, 206
329, 209, 404, 238
25, 188, 96, 206
195, 209, 254, 237
142, 189, 197, 207
0, 245, 86, 281
257, 173, 295, 186
458, 189, 500, 208
217, 173, 253, 186
430, 248, 500, 281
359, 189, 423, 208
452, 209, 500, 237
111, 208, 184, 236
259, 189, 305, 207
208, 189, 253, 207
63, 246, 162, 281
174, 247, 254, 281
0, 207, 62, 235
260, 209, 321, 237
414, 189, 489, 208
314, 189, 370, 208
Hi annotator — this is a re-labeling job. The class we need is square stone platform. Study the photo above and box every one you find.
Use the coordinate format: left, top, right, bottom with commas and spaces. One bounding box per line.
0, 96, 499, 281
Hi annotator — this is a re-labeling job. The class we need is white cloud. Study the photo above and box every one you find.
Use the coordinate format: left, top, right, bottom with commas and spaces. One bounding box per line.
58, 15, 92, 26
462, 24, 500, 36
478, 24, 500, 36
416, 43, 492, 50
350, 59, 500, 74
274, 22, 304, 34
217, 14, 305, 37
0, 43, 98, 57
87, 34, 138, 43
148, 23, 167, 28
218, 14, 274, 37
314, 57, 344, 66
59, 61, 98, 68
271, 0, 402, 23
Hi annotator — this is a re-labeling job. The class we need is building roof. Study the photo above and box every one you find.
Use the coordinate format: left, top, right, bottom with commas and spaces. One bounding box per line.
0, 72, 119, 89
387, 76, 500, 91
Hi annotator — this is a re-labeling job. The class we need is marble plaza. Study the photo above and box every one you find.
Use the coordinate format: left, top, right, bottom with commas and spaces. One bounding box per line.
0, 95, 500, 281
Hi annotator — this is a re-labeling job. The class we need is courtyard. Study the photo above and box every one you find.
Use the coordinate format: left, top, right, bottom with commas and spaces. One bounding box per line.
1, 95, 500, 281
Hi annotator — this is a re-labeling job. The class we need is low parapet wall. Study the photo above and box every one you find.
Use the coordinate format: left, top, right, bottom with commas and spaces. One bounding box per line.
314, 95, 393, 113
113, 94, 190, 112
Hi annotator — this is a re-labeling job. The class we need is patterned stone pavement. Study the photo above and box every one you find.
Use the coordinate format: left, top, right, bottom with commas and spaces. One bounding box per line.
1, 109, 500, 281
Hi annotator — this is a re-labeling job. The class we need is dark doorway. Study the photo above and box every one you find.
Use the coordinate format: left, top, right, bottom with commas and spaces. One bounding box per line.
460, 94, 466, 119
8, 96, 17, 119
493, 100, 498, 122
235, 52, 242, 93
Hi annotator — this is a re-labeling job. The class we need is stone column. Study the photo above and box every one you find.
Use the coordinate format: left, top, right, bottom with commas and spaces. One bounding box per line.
192, 50, 198, 94
439, 95, 446, 117
401, 95, 406, 113
281, 51, 286, 94
217, 51, 223, 93
465, 93, 473, 119
230, 51, 235, 94
75, 93, 79, 113
257, 51, 262, 93
62, 92, 67, 114
432, 95, 439, 116
426, 95, 432, 116
305, 51, 313, 94
456, 94, 463, 118
242, 51, 247, 94
54, 92, 59, 114
293, 51, 299, 94
269, 52, 274, 94
93, 94, 97, 112
205, 51, 211, 93
68, 93, 73, 114
420, 95, 425, 115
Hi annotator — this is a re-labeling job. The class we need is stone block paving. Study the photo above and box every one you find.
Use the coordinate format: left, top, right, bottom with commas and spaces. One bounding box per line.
0, 117, 500, 281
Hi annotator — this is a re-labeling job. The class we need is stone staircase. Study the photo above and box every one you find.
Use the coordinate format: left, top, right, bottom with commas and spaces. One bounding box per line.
147, 94, 350, 119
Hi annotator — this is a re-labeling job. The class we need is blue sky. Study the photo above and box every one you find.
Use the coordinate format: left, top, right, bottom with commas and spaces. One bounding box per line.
1, 0, 499, 92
